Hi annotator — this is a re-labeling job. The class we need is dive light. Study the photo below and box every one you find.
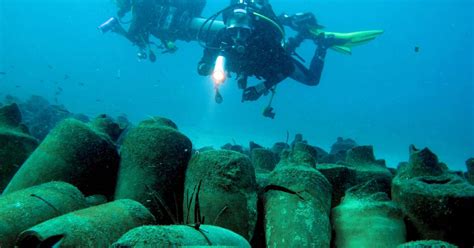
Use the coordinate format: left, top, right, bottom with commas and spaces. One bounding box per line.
98, 17, 118, 33
212, 55, 227, 85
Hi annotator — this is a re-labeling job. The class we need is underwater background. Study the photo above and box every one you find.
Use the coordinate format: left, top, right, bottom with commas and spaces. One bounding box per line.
0, 0, 472, 170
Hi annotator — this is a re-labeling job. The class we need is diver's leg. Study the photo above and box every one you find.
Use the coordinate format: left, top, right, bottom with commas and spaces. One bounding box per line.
124, 0, 156, 49
289, 46, 327, 86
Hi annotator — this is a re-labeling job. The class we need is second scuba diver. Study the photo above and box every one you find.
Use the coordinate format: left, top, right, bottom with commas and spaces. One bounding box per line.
98, 0, 223, 62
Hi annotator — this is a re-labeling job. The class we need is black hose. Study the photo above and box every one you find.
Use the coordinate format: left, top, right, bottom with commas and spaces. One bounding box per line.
196, 4, 240, 49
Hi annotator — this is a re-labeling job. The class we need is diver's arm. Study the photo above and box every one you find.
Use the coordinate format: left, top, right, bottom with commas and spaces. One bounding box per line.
197, 29, 226, 76
242, 73, 286, 101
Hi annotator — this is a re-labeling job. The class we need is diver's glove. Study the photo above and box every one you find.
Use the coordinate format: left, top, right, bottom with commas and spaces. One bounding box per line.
242, 83, 268, 102
197, 62, 212, 76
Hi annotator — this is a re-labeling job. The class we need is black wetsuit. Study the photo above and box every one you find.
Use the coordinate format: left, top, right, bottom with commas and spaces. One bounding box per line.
198, 3, 327, 92
199, 3, 293, 88
116, 0, 206, 48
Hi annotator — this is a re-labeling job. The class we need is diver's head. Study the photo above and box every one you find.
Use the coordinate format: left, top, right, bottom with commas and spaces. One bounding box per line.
225, 8, 252, 52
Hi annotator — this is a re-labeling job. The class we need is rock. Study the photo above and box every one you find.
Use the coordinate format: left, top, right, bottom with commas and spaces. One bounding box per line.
232, 145, 245, 154
317, 145, 393, 207
345, 145, 376, 165
397, 240, 458, 248
397, 161, 409, 172
287, 142, 318, 167
388, 167, 397, 176
72, 113, 90, 123
183, 150, 257, 241
466, 158, 474, 184
221, 143, 246, 154
112, 225, 250, 247
332, 179, 406, 248
251, 172, 269, 247
330, 137, 357, 155
3, 117, 120, 198
264, 143, 332, 247
313, 145, 329, 162
0, 182, 88, 247
196, 146, 214, 153
392, 146, 474, 247
316, 164, 357, 207
221, 143, 233, 150
320, 137, 359, 164
450, 170, 464, 178
16, 199, 155, 247
255, 173, 269, 193
115, 114, 131, 130
319, 151, 344, 164
85, 195, 108, 207
0, 103, 38, 192
271, 142, 290, 162
3, 95, 20, 105
290, 133, 306, 148
399, 145, 444, 177
89, 114, 124, 143
115, 117, 192, 224
251, 148, 277, 172
18, 95, 88, 141
249, 141, 263, 152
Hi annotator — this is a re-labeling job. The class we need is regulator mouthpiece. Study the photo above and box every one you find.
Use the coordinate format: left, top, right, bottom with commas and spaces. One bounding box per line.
212, 55, 227, 85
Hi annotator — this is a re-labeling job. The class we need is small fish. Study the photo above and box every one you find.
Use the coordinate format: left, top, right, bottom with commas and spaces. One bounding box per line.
57, 86, 63, 91
414, 46, 420, 53
48, 64, 53, 69
96, 99, 102, 102
0, 72, 6, 75
15, 85, 21, 88
40, 79, 44, 83
64, 74, 70, 80
78, 82, 85, 86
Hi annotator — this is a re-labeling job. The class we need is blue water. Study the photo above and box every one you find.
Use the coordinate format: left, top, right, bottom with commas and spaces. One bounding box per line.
1, 0, 473, 170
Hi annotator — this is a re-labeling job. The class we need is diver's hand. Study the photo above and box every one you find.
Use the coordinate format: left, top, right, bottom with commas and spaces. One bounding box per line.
242, 83, 267, 101
197, 62, 212, 76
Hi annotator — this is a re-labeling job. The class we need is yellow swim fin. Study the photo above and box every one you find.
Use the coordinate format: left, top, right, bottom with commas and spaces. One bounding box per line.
309, 28, 384, 55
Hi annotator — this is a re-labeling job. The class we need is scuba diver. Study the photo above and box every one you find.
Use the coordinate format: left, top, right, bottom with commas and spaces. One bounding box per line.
98, 0, 224, 62
197, 0, 383, 118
